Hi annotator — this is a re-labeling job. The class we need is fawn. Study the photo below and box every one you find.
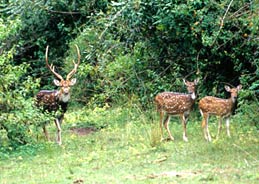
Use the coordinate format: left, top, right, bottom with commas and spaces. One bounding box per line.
155, 79, 199, 142
199, 85, 242, 141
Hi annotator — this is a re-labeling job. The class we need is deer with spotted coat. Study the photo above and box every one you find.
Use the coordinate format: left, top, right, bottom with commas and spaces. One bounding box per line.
36, 45, 80, 145
199, 85, 242, 142
155, 79, 199, 142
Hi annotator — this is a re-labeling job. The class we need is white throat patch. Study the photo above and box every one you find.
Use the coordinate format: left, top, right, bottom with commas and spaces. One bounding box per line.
191, 93, 196, 100
60, 93, 71, 102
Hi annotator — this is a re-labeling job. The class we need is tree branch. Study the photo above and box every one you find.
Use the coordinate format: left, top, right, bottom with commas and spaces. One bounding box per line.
99, 4, 127, 40
210, 0, 234, 47
45, 8, 81, 15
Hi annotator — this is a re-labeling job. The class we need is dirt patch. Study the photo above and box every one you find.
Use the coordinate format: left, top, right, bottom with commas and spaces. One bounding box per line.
126, 170, 202, 180
70, 127, 96, 136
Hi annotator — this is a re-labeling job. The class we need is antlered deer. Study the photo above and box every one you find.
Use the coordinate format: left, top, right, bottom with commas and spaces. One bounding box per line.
199, 85, 242, 142
36, 45, 80, 145
155, 79, 199, 142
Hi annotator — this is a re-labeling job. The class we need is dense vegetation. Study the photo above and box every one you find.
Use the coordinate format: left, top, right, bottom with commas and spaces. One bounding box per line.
0, 0, 259, 182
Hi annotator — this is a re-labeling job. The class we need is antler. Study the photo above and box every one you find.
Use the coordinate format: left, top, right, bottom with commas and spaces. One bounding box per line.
66, 44, 81, 80
45, 45, 64, 80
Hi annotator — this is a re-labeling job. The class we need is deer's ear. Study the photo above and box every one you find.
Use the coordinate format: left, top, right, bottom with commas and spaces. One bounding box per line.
70, 78, 77, 86
194, 78, 199, 85
237, 85, 242, 91
183, 79, 188, 85
225, 85, 231, 92
53, 79, 61, 86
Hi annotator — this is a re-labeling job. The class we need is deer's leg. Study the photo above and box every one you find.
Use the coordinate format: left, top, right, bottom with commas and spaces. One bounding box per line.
55, 113, 65, 145
43, 125, 50, 141
200, 110, 207, 140
182, 113, 189, 142
164, 114, 174, 141
54, 118, 62, 145
226, 118, 231, 137
201, 111, 211, 142
216, 117, 222, 139
205, 114, 212, 142
159, 110, 164, 141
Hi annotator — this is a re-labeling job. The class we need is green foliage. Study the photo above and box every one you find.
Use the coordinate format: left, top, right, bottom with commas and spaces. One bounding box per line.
237, 88, 259, 128
2, 0, 258, 107
0, 0, 108, 88
0, 49, 46, 147
67, 0, 259, 106
0, 17, 21, 43
0, 2, 259, 183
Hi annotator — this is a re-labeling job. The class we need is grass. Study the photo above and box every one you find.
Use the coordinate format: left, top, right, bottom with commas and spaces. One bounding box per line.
0, 106, 259, 184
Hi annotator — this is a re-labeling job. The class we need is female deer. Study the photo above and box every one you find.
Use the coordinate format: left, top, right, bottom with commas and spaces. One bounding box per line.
155, 79, 199, 142
199, 85, 242, 141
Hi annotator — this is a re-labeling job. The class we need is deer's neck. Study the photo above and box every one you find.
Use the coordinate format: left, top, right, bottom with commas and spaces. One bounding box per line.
190, 92, 196, 100
189, 94, 196, 107
227, 97, 236, 109
57, 91, 71, 103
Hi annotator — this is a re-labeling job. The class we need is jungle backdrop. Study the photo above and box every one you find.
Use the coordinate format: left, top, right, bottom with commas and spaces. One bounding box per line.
1, 0, 259, 183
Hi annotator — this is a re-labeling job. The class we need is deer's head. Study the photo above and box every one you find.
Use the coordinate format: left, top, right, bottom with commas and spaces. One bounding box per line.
225, 85, 242, 103
45, 45, 80, 100
183, 78, 199, 99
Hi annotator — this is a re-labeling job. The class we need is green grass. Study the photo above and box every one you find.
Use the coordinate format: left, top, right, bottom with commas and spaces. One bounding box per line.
0, 106, 259, 184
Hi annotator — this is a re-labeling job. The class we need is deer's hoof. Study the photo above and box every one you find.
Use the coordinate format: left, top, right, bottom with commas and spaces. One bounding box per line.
169, 137, 175, 141
183, 136, 188, 142
162, 137, 174, 142
205, 137, 212, 142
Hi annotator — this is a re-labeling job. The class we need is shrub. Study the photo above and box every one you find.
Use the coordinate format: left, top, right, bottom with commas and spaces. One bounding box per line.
0, 49, 46, 147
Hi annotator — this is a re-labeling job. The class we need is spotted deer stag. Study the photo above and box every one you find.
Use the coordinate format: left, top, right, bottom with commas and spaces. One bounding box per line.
36, 45, 80, 145
155, 79, 199, 142
199, 85, 242, 142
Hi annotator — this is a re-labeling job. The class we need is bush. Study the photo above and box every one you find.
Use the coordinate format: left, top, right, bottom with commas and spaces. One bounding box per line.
237, 89, 259, 128
0, 49, 46, 147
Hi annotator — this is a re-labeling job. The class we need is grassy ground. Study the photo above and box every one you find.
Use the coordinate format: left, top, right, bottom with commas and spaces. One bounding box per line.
0, 106, 259, 184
